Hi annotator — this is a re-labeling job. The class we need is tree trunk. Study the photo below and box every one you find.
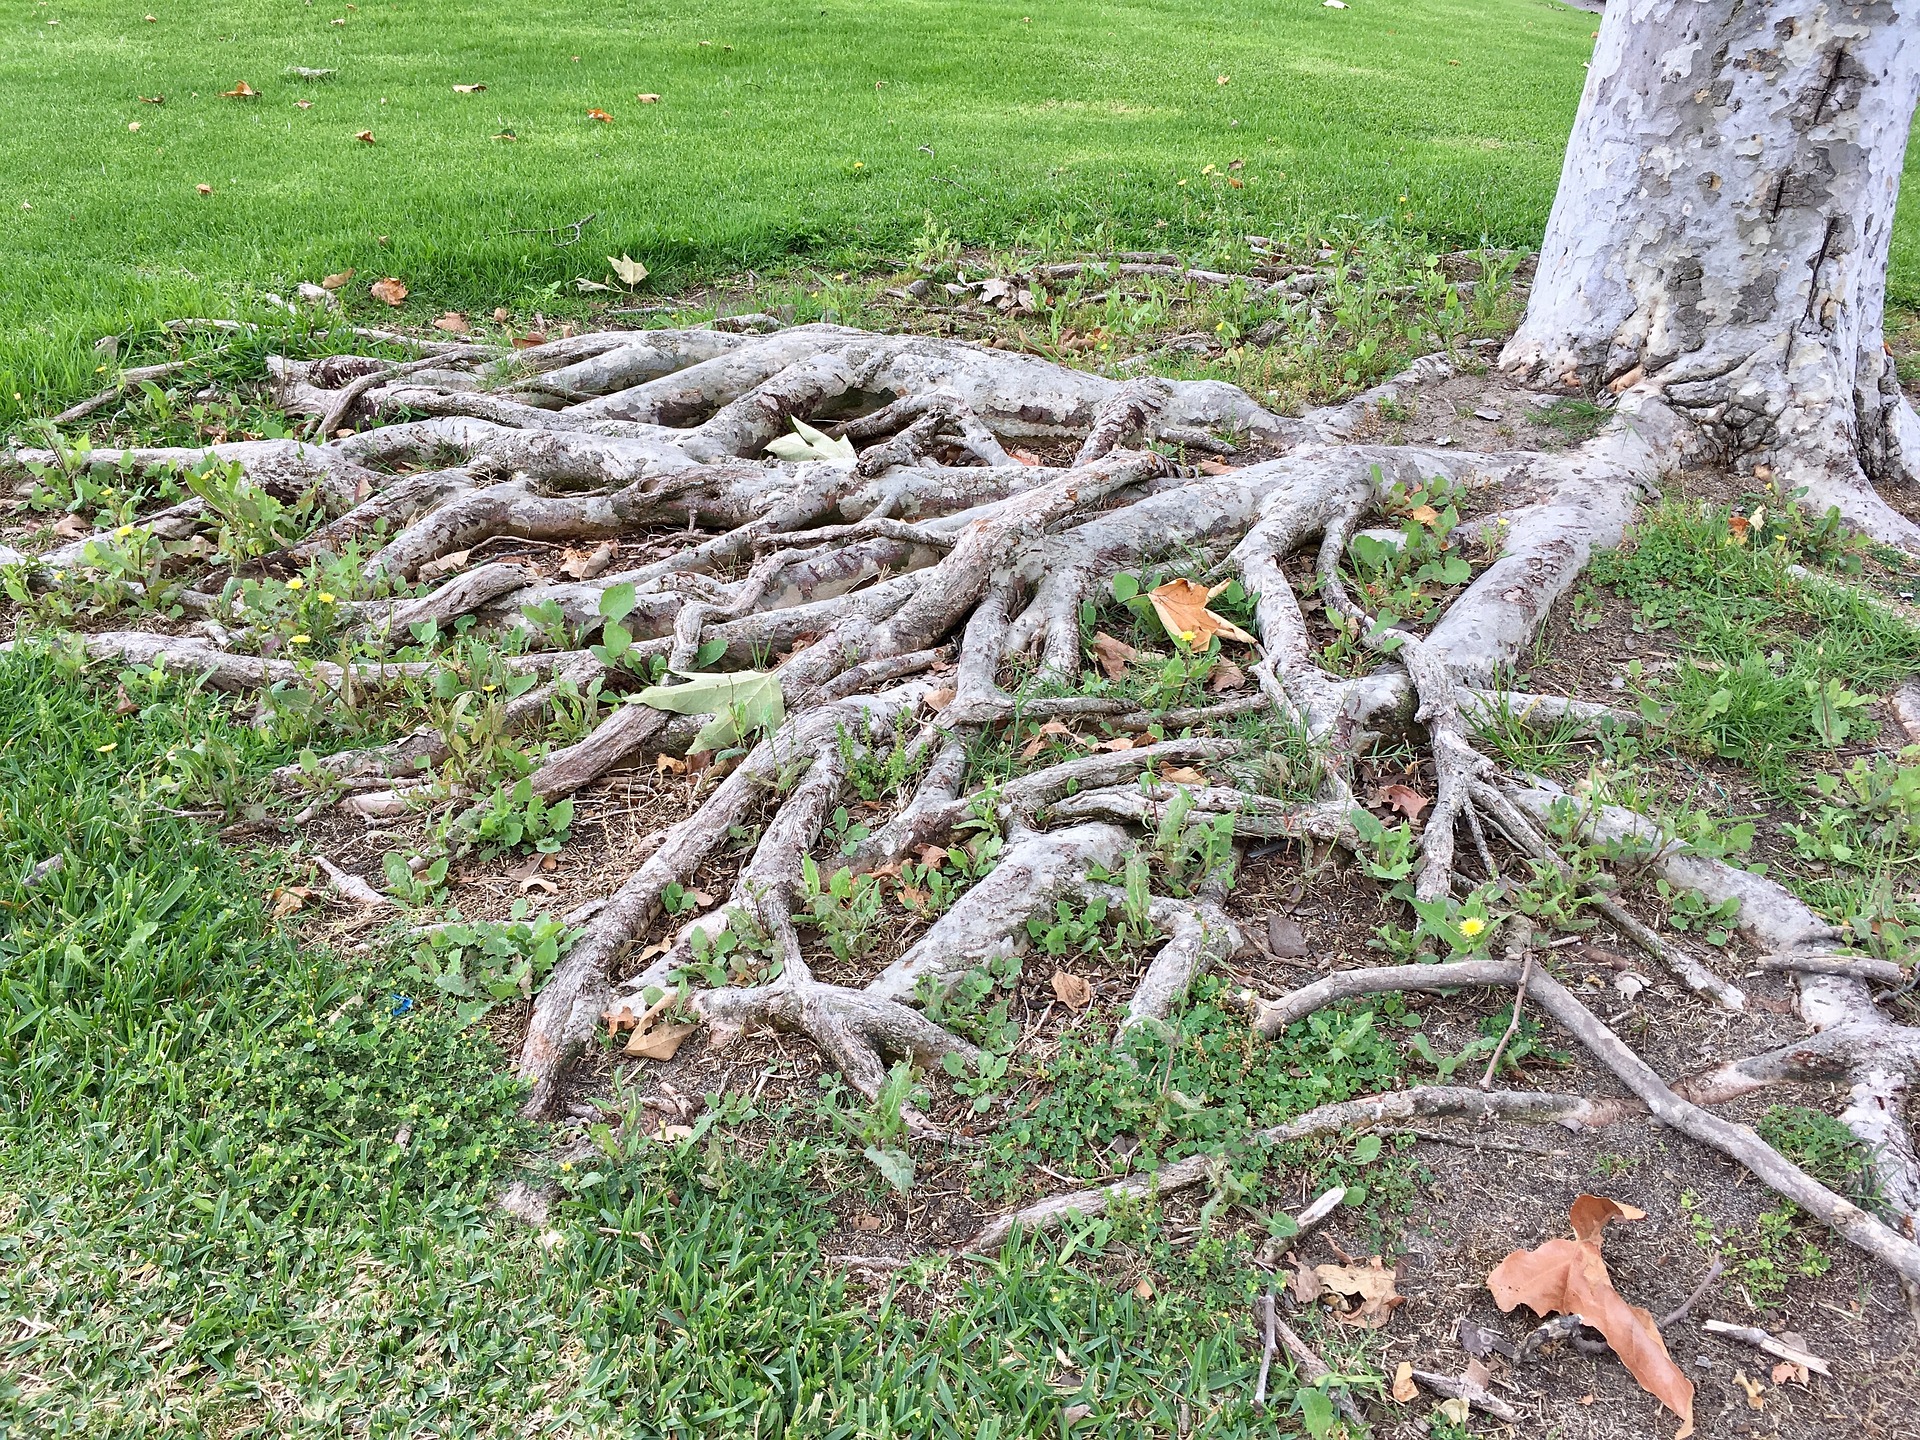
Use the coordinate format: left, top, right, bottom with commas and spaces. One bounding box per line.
1503, 0, 1920, 543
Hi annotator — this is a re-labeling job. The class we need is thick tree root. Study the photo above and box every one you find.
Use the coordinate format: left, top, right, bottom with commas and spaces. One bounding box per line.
11, 309, 1920, 1304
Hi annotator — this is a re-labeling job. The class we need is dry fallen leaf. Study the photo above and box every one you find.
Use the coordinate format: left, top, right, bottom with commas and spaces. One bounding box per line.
1094, 735, 1138, 752
1408, 503, 1441, 527
320, 268, 355, 289
139, 94, 164, 104
1196, 458, 1238, 475
923, 686, 955, 712
1020, 719, 1091, 761
1290, 1257, 1324, 1304
1437, 1398, 1469, 1425
636, 92, 662, 103
369, 276, 408, 306
1008, 448, 1043, 466
1313, 1257, 1403, 1328
1089, 631, 1138, 680
1159, 765, 1208, 786
493, 306, 511, 322
1266, 913, 1310, 958
51, 513, 91, 539
511, 330, 549, 349
1382, 783, 1430, 821
1391, 1361, 1419, 1404
353, 129, 375, 144
222, 80, 259, 99
452, 83, 487, 93
586, 108, 613, 122
195, 183, 213, 195
1771, 1360, 1807, 1386
269, 885, 313, 919
1051, 971, 1093, 1010
603, 989, 699, 1061
1131, 1276, 1155, 1301
1488, 1195, 1693, 1437
1734, 1371, 1765, 1410
558, 541, 616, 579
607, 253, 649, 286
1148, 577, 1256, 650
852, 1210, 885, 1232
1208, 659, 1247, 693
432, 311, 469, 333
655, 752, 688, 775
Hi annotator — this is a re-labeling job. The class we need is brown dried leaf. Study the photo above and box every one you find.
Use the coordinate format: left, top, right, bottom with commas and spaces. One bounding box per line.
1196, 458, 1238, 476
222, 80, 258, 99
635, 92, 662, 103
369, 276, 408, 306
320, 267, 356, 289
511, 330, 549, 349
493, 306, 511, 322
1391, 1361, 1418, 1404
1051, 971, 1092, 1010
51, 513, 91, 539
923, 686, 955, 712
1488, 1194, 1692, 1437
432, 311, 469, 333
1088, 631, 1138, 680
1094, 735, 1138, 752
1313, 1257, 1403, 1328
852, 1210, 885, 1232
1147, 577, 1256, 650
1382, 783, 1430, 821
1408, 503, 1441, 527
1289, 1257, 1324, 1304
1208, 659, 1247, 692
1159, 765, 1208, 786
269, 885, 313, 919
558, 541, 616, 579
353, 129, 375, 144
655, 752, 688, 775
626, 1020, 696, 1060
1008, 448, 1043, 466
521, 875, 559, 895
1770, 1361, 1806, 1386
1131, 1277, 1155, 1302
1734, 1371, 1764, 1410
1020, 719, 1089, 761
195, 183, 213, 195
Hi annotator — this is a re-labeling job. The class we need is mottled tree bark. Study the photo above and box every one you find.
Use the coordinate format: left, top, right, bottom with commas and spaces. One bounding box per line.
1505, 0, 1920, 543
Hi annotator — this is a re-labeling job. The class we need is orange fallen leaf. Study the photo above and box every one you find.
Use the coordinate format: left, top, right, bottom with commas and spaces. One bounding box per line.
923, 686, 955, 712
1391, 1361, 1418, 1404
1008, 448, 1043, 466
493, 306, 511, 322
369, 277, 408, 306
269, 884, 313, 919
1051, 971, 1092, 1010
1019, 719, 1091, 761
1488, 1195, 1693, 1437
1734, 1371, 1764, 1410
1770, 1360, 1807, 1386
1727, 513, 1752, 545
433, 311, 470, 333
1088, 631, 1138, 680
1408, 503, 1441, 527
1147, 577, 1256, 650
912, 844, 948, 868
320, 268, 355, 289
586, 108, 613, 122
1094, 735, 1138, 752
1197, 458, 1238, 475
222, 80, 258, 99
353, 129, 375, 144
195, 183, 213, 195
1382, 784, 1429, 821
511, 330, 549, 348
603, 988, 698, 1060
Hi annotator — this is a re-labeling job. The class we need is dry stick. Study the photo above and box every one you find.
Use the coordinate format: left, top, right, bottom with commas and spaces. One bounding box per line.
1700, 1319, 1833, 1377
1408, 1368, 1520, 1422
1659, 1258, 1724, 1330
52, 358, 197, 425
1252, 1292, 1277, 1414
1481, 950, 1535, 1089
1270, 1315, 1367, 1428
1757, 954, 1910, 986
1257, 960, 1920, 1289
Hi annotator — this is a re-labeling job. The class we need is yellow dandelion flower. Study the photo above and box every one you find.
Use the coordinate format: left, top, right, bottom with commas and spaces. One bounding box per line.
285, 577, 304, 590
1458, 916, 1486, 938
317, 591, 336, 604
290, 633, 311, 645
114, 524, 134, 537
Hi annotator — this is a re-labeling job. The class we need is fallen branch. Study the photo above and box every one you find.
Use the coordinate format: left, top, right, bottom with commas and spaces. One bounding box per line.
1700, 1319, 1832, 1377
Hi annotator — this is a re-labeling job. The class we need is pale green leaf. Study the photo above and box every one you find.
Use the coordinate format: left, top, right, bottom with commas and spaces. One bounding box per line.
764, 417, 856, 468
634, 668, 785, 752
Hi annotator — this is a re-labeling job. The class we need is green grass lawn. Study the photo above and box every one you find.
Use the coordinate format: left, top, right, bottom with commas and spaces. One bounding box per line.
21, 0, 1915, 427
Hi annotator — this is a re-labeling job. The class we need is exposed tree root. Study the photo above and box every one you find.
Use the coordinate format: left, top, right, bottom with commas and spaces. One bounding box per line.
8, 307, 1920, 1307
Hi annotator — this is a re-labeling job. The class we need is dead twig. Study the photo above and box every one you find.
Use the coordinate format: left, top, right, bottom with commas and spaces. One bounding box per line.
1252, 1291, 1277, 1413
1658, 1258, 1724, 1329
1271, 1313, 1366, 1427
1701, 1319, 1832, 1376
505, 212, 597, 247
1481, 948, 1535, 1088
